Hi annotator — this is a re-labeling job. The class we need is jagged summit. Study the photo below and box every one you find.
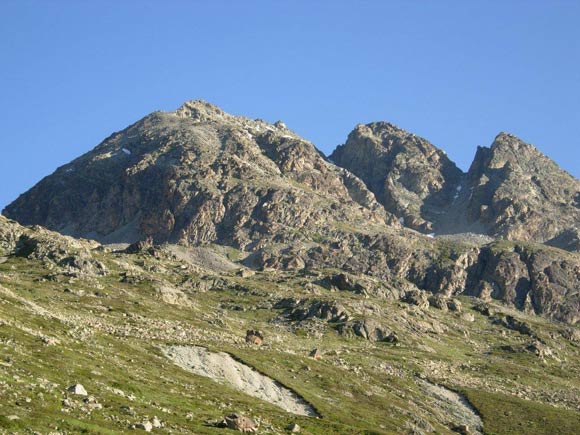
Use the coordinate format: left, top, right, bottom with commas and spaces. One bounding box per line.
172, 100, 296, 138
331, 121, 580, 251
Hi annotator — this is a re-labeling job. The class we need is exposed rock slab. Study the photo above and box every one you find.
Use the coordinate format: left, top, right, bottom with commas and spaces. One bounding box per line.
163, 345, 317, 416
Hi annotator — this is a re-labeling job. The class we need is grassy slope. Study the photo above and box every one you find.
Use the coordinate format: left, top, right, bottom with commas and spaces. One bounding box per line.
1, 246, 580, 434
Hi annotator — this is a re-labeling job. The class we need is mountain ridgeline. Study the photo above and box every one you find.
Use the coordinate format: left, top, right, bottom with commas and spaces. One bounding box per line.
3, 101, 580, 323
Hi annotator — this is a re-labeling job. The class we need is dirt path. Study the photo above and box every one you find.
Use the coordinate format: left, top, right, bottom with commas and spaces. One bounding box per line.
163, 345, 317, 416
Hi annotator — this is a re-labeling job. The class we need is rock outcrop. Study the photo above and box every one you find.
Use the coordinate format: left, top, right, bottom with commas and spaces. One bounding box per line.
462, 133, 580, 249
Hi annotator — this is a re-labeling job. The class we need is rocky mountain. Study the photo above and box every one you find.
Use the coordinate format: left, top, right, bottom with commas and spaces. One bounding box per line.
2, 101, 580, 434
330, 122, 463, 233
331, 123, 580, 252
4, 101, 393, 247
3, 101, 580, 325
463, 133, 580, 249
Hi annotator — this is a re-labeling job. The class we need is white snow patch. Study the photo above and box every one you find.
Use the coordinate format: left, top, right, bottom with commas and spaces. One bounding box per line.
122, 148, 131, 155
427, 233, 436, 238
282, 135, 293, 139
399, 217, 405, 225
65, 168, 74, 173
456, 185, 462, 192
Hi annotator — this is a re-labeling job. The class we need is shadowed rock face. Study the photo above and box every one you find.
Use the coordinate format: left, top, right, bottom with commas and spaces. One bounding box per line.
331, 122, 463, 233
3, 101, 393, 247
331, 124, 580, 252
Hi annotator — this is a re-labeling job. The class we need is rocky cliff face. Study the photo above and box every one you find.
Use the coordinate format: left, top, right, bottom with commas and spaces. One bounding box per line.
332, 124, 580, 252
4, 101, 393, 247
330, 122, 463, 233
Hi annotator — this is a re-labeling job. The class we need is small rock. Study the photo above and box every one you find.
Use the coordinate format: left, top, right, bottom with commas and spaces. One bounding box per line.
135, 421, 153, 432
447, 298, 462, 312
5, 415, 19, 421
461, 313, 475, 322
246, 329, 264, 345
40, 336, 58, 346
402, 290, 430, 310
152, 416, 162, 428
67, 384, 88, 396
428, 294, 449, 311
452, 423, 471, 434
238, 268, 255, 278
224, 413, 257, 433
309, 348, 322, 360
287, 422, 301, 432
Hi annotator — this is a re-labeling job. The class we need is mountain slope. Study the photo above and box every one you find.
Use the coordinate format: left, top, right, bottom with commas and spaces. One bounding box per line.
2, 214, 580, 434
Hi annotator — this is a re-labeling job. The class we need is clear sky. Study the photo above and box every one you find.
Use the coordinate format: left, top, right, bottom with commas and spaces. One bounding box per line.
1, 1, 579, 210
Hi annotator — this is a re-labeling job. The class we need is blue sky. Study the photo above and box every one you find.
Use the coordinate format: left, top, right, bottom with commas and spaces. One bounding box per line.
1, 1, 579, 210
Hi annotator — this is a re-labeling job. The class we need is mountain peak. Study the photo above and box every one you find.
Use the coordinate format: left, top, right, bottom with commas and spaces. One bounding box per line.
3, 102, 390, 246
331, 121, 463, 233
173, 99, 228, 122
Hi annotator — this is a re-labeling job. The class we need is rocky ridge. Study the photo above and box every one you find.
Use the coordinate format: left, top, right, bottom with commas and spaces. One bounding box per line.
331, 124, 580, 251
4, 101, 392, 248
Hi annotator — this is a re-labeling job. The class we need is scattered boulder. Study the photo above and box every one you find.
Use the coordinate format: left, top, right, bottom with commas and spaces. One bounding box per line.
277, 299, 349, 323
238, 268, 256, 278
246, 330, 264, 345
134, 420, 153, 432
287, 422, 301, 433
526, 341, 553, 358
223, 414, 258, 433
560, 327, 580, 342
428, 294, 449, 311
461, 313, 475, 322
316, 273, 367, 294
451, 423, 472, 435
492, 315, 535, 337
309, 348, 322, 360
67, 384, 88, 396
402, 290, 430, 310
472, 302, 494, 317
447, 298, 462, 312
341, 319, 398, 343
124, 237, 157, 255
